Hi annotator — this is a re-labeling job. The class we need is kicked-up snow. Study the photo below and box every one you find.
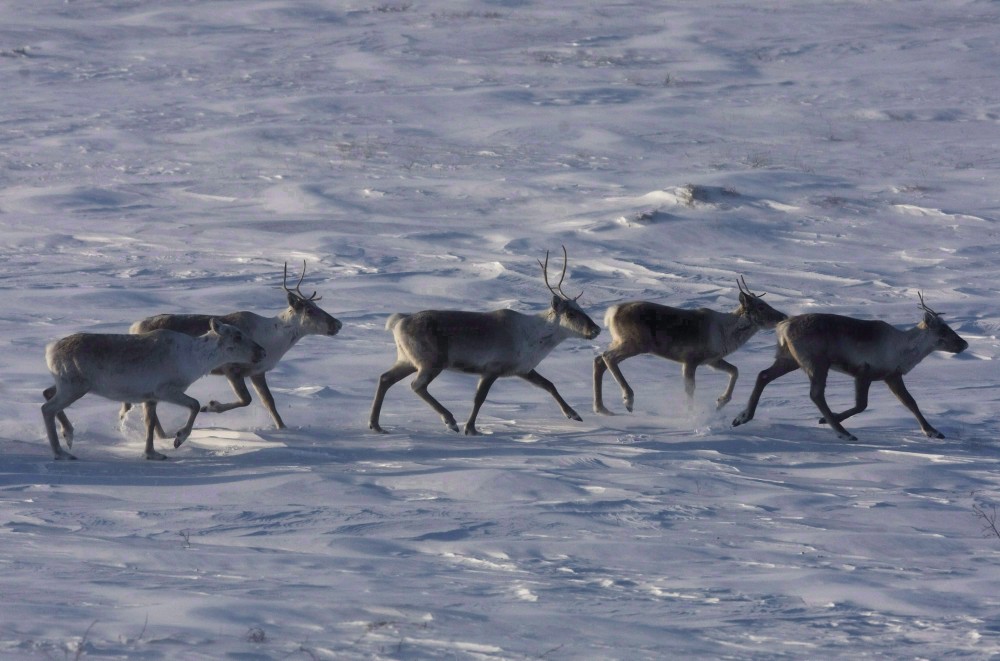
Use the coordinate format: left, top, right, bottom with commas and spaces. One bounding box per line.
1, 1, 999, 658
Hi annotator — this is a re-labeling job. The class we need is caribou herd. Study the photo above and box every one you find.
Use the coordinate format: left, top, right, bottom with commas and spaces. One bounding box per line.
41, 253, 969, 459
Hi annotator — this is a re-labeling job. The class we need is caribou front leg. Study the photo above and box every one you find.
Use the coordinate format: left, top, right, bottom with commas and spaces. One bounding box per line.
249, 373, 285, 429
142, 402, 169, 460
600, 347, 640, 413
708, 358, 738, 409
521, 370, 582, 422
154, 392, 203, 448
465, 375, 499, 436
885, 373, 943, 438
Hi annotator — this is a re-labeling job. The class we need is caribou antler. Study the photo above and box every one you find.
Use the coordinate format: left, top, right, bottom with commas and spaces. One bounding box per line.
538, 245, 581, 301
283, 260, 321, 301
737, 275, 765, 298
917, 291, 940, 317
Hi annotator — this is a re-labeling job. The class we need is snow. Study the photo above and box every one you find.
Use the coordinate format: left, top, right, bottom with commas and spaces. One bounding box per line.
2, 0, 1000, 658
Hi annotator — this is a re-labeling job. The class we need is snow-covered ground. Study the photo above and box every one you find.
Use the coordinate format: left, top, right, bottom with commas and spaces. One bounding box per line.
2, 1, 1000, 658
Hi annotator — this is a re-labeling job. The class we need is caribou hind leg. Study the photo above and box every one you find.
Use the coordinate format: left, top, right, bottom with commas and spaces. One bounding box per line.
593, 355, 614, 415
369, 362, 417, 433
597, 346, 641, 413
41, 385, 85, 460
410, 367, 459, 432
44, 386, 76, 448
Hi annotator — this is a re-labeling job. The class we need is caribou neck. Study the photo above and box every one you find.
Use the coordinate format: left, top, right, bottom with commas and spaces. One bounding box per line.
274, 308, 308, 344
717, 306, 759, 354
897, 324, 940, 374
191, 334, 230, 373
531, 308, 571, 346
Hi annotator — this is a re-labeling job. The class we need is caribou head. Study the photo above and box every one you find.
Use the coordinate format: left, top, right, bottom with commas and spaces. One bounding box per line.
283, 260, 342, 337
736, 276, 787, 329
539, 246, 601, 340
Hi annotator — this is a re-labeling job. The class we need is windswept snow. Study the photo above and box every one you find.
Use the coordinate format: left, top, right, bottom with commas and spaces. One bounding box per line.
2, 1, 1000, 658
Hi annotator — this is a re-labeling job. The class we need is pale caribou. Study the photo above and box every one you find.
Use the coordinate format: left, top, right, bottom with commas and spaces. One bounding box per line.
42, 319, 266, 460
369, 247, 601, 435
593, 278, 787, 414
121, 261, 342, 434
732, 293, 968, 441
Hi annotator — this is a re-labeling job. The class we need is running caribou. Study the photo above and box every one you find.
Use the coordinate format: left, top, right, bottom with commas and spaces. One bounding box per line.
369, 246, 601, 435
121, 261, 342, 434
731, 293, 968, 441
593, 278, 787, 415
42, 319, 266, 460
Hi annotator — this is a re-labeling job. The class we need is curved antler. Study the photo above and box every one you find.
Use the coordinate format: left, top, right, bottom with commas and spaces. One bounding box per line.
737, 275, 765, 298
538, 245, 581, 301
283, 260, 321, 301
917, 291, 939, 317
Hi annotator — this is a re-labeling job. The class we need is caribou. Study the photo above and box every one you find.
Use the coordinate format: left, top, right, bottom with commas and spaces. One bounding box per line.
593, 278, 787, 415
42, 319, 265, 460
732, 293, 968, 441
120, 261, 342, 434
369, 246, 601, 435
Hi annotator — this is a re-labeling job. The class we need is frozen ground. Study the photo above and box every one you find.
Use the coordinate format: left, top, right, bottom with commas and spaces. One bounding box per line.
1, 1, 999, 658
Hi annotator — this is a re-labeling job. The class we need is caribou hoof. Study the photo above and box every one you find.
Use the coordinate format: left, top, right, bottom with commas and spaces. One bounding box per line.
594, 405, 615, 416
145, 450, 169, 461
732, 410, 752, 427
